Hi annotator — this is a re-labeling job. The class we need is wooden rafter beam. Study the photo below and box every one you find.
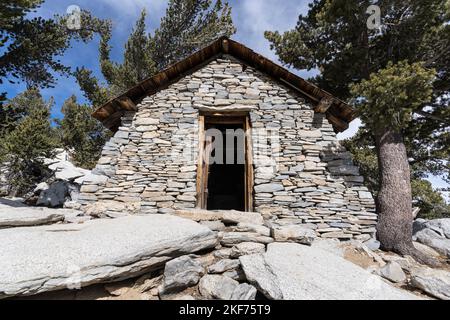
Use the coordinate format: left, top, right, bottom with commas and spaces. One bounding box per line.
116, 96, 137, 112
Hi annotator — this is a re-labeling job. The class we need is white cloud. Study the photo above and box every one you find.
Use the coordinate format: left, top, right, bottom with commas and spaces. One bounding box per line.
95, 0, 167, 18
232, 0, 309, 61
337, 118, 362, 141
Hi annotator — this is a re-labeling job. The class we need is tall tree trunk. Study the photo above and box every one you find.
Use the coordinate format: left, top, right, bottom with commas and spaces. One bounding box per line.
375, 127, 437, 266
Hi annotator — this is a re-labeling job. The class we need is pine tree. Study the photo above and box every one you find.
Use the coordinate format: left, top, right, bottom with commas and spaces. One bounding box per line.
0, 89, 59, 195
76, 0, 235, 106
343, 129, 450, 219
350, 61, 438, 263
411, 180, 450, 219
0, 0, 110, 100
57, 96, 109, 169
0, 88, 32, 136
96, 10, 158, 97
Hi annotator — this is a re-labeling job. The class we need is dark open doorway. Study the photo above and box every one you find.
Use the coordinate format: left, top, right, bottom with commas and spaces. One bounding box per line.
206, 123, 245, 211
197, 115, 254, 212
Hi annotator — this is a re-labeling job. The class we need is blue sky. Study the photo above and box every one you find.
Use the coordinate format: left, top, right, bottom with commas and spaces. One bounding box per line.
4, 0, 314, 119
2, 0, 448, 198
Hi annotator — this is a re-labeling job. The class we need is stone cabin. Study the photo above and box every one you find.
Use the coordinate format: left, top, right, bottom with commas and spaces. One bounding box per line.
78, 37, 376, 241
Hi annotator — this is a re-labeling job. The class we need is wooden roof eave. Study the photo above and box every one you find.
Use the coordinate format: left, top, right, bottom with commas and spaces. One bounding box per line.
93, 36, 354, 133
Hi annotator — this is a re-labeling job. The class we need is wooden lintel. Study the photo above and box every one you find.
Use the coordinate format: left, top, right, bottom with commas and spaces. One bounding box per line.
315, 97, 333, 113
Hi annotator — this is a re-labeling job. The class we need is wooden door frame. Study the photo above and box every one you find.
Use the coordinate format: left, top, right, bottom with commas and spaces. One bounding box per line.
196, 113, 254, 212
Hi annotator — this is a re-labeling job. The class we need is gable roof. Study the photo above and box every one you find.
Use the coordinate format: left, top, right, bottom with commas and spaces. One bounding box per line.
92, 36, 355, 133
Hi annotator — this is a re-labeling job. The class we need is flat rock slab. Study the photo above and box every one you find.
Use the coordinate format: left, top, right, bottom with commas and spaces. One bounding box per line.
240, 243, 421, 300
0, 207, 65, 228
174, 209, 264, 225
0, 215, 217, 298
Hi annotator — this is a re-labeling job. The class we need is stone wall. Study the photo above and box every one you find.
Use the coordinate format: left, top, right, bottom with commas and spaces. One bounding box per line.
78, 55, 376, 241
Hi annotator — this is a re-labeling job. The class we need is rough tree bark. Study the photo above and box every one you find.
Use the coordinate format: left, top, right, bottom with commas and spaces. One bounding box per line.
375, 127, 438, 266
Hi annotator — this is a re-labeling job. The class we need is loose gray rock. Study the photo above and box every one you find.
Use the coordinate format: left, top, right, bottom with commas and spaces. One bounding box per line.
413, 219, 427, 235
34, 182, 49, 194
0, 198, 27, 208
230, 242, 266, 258
239, 254, 283, 300
0, 215, 217, 298
415, 228, 450, 258
380, 254, 416, 273
271, 225, 316, 245
426, 219, 450, 239
223, 269, 246, 282
134, 275, 163, 293
235, 223, 271, 236
413, 241, 441, 258
380, 262, 407, 283
364, 238, 381, 251
222, 211, 264, 226
36, 181, 68, 208
207, 259, 240, 274
49, 160, 90, 182
199, 275, 239, 300
0, 207, 65, 228
221, 232, 274, 247
240, 243, 420, 300
200, 220, 226, 231
230, 283, 257, 300
410, 267, 450, 300
214, 248, 232, 259
161, 255, 205, 293
59, 209, 90, 224
75, 173, 107, 185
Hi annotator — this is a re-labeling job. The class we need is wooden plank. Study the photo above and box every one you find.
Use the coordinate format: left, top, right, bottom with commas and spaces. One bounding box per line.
196, 116, 205, 208
117, 96, 137, 111
222, 38, 230, 53
202, 136, 213, 209
326, 113, 350, 132
203, 113, 248, 119
245, 116, 254, 212
102, 111, 124, 130
204, 117, 247, 125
